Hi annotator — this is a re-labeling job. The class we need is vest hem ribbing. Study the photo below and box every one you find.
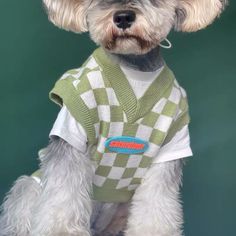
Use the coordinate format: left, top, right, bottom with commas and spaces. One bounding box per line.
92, 185, 134, 203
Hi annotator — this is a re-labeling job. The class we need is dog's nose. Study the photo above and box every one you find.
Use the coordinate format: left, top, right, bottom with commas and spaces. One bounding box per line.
113, 10, 136, 30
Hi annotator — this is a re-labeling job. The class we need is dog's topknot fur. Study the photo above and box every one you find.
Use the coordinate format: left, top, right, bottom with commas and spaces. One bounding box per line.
43, 0, 227, 54
43, 0, 228, 33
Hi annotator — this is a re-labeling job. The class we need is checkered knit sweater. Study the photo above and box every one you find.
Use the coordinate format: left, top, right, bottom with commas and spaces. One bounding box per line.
50, 47, 190, 202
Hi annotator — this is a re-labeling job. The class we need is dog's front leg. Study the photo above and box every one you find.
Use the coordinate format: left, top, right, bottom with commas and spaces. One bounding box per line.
30, 138, 93, 236
125, 159, 184, 236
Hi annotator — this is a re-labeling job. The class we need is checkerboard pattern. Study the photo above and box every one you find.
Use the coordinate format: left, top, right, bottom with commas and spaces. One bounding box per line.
90, 86, 186, 191
50, 50, 189, 201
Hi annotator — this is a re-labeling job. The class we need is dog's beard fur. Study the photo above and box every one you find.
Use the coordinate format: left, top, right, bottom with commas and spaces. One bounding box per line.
87, 0, 177, 55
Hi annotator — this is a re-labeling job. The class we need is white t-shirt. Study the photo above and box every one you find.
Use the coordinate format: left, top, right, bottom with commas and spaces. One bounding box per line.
120, 64, 163, 99
50, 65, 193, 163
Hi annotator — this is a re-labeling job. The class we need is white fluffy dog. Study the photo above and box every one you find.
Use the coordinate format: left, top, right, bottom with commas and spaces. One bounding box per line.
0, 0, 227, 236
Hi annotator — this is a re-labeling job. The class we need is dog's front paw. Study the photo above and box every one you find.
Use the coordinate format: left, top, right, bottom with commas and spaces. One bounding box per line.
94, 219, 126, 236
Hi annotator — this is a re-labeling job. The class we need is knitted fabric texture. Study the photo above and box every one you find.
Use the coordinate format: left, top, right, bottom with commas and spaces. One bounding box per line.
49, 48, 190, 202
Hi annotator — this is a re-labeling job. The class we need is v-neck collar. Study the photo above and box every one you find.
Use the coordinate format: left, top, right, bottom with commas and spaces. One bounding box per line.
93, 48, 174, 123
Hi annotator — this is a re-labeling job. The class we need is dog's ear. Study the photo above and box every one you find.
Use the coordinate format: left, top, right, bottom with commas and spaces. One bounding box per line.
175, 0, 228, 32
43, 0, 89, 32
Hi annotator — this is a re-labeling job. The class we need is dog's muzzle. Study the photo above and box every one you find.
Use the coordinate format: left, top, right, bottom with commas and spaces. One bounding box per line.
113, 10, 136, 30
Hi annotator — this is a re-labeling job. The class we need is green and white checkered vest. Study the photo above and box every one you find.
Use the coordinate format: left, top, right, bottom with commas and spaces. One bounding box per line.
50, 48, 190, 202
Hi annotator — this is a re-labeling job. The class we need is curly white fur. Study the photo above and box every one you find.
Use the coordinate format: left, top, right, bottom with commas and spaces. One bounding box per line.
30, 139, 93, 236
43, 0, 90, 32
178, 0, 228, 32
0, 176, 41, 236
0, 139, 94, 236
126, 160, 184, 236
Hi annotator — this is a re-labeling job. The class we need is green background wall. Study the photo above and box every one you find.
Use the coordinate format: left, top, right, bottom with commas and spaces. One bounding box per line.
0, 1, 235, 235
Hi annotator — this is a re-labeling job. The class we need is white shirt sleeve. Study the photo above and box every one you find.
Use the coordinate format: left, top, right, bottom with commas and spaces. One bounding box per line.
49, 105, 88, 153
50, 106, 192, 161
153, 125, 193, 164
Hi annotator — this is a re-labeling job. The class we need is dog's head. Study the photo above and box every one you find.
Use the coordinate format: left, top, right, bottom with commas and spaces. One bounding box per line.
43, 0, 227, 54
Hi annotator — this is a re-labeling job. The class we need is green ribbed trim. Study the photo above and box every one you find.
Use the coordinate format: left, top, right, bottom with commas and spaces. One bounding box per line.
50, 78, 96, 144
92, 184, 134, 202
31, 170, 41, 178
137, 66, 174, 118
93, 48, 174, 123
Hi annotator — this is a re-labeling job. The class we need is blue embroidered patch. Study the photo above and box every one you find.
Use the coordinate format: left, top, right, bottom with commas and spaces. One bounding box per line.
105, 136, 149, 154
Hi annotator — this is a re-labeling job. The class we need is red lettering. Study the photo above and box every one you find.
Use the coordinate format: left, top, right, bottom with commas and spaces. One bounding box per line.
110, 141, 144, 150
